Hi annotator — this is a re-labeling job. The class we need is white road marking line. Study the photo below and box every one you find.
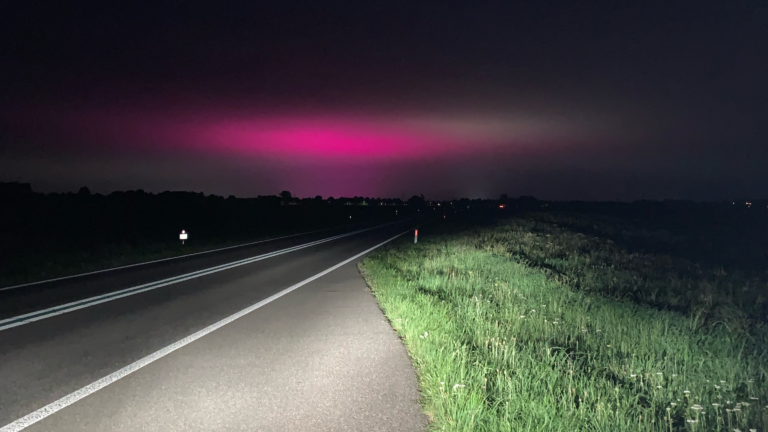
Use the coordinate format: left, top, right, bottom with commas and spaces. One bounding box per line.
0, 226, 350, 291
0, 222, 397, 332
0, 228, 410, 432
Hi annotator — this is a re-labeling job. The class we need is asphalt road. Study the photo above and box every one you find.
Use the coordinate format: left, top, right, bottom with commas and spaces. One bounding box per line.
0, 220, 427, 431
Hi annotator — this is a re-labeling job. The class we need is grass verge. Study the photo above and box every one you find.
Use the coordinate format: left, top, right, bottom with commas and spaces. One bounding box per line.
360, 221, 768, 431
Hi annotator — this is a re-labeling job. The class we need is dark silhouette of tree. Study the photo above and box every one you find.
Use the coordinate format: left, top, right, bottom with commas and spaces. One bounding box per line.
0, 182, 32, 195
408, 195, 426, 207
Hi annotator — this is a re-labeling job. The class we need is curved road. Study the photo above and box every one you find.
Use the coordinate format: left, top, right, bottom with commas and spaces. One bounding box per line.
0, 221, 427, 431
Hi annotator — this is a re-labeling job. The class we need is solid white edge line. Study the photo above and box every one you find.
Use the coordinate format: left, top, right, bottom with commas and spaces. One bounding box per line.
0, 227, 411, 432
0, 222, 397, 331
0, 223, 375, 291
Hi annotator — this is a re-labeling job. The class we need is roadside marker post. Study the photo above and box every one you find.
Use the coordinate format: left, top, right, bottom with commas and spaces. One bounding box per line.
414, 229, 418, 244
180, 230, 188, 245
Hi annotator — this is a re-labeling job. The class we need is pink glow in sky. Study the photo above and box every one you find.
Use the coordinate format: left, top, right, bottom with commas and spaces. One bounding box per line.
170, 118, 454, 160
2, 104, 632, 198
8, 105, 610, 162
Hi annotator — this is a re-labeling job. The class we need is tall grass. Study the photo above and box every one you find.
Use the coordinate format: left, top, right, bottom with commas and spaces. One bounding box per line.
483, 215, 768, 327
361, 219, 768, 431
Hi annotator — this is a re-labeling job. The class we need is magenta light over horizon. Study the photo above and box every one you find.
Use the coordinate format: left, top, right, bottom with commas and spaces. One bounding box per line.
184, 119, 454, 160
1, 103, 641, 198
8, 106, 608, 162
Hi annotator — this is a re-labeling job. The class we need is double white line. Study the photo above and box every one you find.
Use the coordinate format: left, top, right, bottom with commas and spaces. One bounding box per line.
0, 223, 394, 332
0, 228, 411, 432
0, 225, 361, 292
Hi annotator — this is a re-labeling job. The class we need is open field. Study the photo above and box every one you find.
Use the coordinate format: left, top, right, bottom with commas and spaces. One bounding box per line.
361, 213, 768, 431
0, 183, 409, 287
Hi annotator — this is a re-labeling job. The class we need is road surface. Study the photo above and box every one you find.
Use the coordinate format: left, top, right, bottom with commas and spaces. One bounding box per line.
0, 221, 427, 431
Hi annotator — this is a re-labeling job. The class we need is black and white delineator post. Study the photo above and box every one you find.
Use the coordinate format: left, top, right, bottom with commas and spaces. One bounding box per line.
414, 229, 418, 244
180, 230, 188, 245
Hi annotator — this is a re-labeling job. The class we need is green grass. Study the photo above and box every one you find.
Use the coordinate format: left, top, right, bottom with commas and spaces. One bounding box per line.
496, 214, 768, 327
360, 218, 768, 431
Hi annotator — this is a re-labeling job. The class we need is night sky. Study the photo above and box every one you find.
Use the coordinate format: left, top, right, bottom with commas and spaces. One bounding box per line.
2, 1, 767, 200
